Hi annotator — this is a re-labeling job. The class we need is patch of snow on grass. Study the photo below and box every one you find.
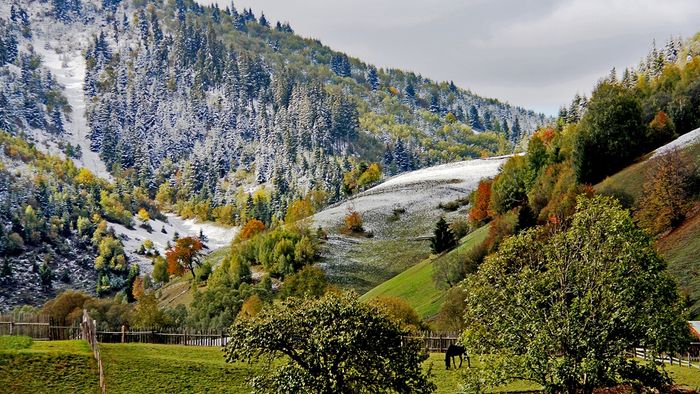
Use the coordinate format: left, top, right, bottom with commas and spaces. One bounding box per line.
653, 127, 700, 158
108, 215, 237, 274
313, 156, 507, 240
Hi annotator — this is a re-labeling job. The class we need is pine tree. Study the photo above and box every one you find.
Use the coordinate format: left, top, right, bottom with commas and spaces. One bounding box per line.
259, 12, 269, 27
510, 117, 522, 143
51, 107, 64, 134
367, 67, 379, 91
430, 217, 456, 254
468, 105, 482, 130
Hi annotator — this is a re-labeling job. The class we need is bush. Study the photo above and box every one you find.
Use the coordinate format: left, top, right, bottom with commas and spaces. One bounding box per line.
370, 296, 426, 331
449, 217, 470, 239
279, 265, 328, 299
343, 210, 364, 233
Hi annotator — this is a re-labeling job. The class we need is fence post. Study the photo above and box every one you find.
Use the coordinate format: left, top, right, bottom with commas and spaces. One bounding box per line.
8, 321, 12, 336
121, 325, 125, 343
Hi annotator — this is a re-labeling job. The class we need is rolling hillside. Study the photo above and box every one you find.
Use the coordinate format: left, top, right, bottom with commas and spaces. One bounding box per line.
360, 224, 489, 318
312, 156, 506, 293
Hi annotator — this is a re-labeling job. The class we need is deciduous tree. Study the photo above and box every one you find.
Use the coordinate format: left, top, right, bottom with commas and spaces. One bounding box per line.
224, 292, 435, 393
461, 196, 689, 393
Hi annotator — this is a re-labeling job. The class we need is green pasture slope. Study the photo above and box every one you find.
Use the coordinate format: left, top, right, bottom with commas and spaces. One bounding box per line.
361, 225, 489, 318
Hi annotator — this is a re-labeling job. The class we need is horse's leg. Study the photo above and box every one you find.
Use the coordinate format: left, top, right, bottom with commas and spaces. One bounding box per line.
466, 354, 471, 368
458, 354, 462, 369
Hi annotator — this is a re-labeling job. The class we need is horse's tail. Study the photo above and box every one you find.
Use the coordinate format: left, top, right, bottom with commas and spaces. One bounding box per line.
445, 352, 450, 369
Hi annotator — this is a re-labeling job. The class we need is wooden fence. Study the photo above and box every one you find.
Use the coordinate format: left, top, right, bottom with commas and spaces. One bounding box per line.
0, 313, 80, 340
97, 326, 230, 347
630, 347, 700, 369
415, 331, 459, 353
81, 310, 106, 394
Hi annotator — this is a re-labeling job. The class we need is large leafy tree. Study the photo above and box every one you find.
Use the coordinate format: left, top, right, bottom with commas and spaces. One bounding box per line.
165, 236, 204, 277
224, 292, 435, 393
573, 82, 645, 184
461, 195, 689, 393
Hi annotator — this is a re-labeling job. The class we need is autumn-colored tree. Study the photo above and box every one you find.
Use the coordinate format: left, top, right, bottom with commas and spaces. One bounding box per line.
284, 199, 314, 224
357, 163, 382, 188
238, 219, 266, 241
469, 179, 493, 226
237, 294, 263, 320
646, 111, 676, 148
136, 208, 150, 223
42, 290, 92, 323
344, 209, 364, 233
166, 236, 204, 277
132, 276, 145, 300
635, 149, 697, 235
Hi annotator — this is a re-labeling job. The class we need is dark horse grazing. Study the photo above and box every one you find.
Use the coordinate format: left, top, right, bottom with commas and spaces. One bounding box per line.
445, 344, 470, 370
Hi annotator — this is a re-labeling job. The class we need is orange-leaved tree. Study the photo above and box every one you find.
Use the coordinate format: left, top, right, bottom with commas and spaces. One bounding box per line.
166, 236, 204, 277
238, 219, 266, 241
469, 179, 492, 226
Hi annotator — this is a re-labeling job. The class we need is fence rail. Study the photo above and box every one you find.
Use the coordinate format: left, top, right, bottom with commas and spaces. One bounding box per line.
96, 326, 230, 347
0, 313, 80, 340
81, 310, 106, 394
629, 347, 700, 369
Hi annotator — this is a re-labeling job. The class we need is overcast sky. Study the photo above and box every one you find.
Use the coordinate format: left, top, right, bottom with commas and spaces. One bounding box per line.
200, 0, 700, 116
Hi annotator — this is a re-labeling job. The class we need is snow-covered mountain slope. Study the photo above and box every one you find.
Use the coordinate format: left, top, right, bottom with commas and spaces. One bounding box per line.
33, 34, 111, 180
312, 156, 506, 292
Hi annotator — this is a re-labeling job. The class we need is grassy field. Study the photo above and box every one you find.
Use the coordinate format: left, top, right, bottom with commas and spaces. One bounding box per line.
360, 225, 489, 318
0, 337, 98, 393
100, 342, 260, 393
327, 237, 433, 295
3, 337, 700, 393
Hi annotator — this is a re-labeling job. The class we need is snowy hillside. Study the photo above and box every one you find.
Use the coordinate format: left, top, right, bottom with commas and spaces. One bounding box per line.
108, 214, 237, 274
312, 156, 506, 291
313, 156, 507, 236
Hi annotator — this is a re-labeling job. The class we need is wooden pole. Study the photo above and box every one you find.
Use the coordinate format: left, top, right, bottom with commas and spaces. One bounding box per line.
121, 325, 125, 343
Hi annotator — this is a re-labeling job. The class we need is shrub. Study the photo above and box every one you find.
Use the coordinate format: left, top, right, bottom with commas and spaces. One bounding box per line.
279, 265, 328, 299
370, 296, 426, 331
449, 217, 470, 239
343, 210, 364, 233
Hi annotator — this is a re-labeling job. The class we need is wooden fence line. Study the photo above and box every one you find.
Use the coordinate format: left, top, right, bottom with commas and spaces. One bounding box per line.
629, 347, 700, 369
0, 313, 80, 340
81, 310, 106, 394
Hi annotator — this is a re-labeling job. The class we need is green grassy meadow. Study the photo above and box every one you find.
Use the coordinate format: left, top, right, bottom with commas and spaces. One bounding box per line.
361, 225, 489, 318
